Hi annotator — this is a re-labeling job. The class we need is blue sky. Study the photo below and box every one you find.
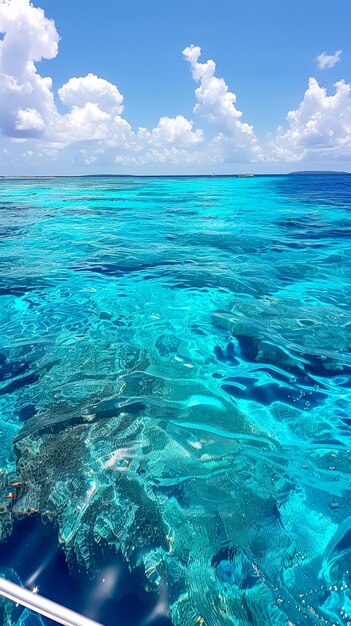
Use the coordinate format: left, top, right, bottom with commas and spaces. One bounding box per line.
39, 0, 349, 133
0, 0, 350, 174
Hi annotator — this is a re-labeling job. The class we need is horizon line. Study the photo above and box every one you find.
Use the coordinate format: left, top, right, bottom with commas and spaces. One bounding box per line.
1, 170, 350, 179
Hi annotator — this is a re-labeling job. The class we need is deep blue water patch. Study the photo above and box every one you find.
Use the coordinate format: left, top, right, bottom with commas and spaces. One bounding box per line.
0, 516, 173, 626
0, 174, 351, 626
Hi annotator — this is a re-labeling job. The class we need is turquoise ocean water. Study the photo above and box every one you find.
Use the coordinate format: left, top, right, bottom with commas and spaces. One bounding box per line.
0, 174, 351, 626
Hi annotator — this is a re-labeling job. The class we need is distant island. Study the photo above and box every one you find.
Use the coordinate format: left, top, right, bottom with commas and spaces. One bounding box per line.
288, 170, 350, 175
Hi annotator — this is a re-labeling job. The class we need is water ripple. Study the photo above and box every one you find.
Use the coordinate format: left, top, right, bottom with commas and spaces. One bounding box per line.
0, 174, 350, 626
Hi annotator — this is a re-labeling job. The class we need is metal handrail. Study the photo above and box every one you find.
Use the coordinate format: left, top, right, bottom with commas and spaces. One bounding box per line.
0, 577, 103, 626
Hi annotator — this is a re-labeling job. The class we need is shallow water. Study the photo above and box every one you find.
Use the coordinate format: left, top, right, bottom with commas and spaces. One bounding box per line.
0, 174, 351, 626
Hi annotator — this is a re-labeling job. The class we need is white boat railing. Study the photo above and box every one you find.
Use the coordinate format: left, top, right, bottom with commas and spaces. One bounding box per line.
0, 577, 103, 626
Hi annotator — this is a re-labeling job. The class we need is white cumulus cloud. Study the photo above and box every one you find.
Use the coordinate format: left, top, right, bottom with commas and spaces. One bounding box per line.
138, 115, 203, 147
316, 50, 342, 70
183, 44, 243, 131
58, 73, 124, 115
182, 44, 262, 161
15, 107, 46, 132
271, 77, 351, 161
0, 0, 58, 138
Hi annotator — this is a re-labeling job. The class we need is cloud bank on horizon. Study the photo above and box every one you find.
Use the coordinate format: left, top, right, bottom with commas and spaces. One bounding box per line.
0, 0, 350, 171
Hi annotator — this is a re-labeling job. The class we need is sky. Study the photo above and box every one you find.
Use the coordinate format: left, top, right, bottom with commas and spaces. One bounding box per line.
0, 0, 350, 175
